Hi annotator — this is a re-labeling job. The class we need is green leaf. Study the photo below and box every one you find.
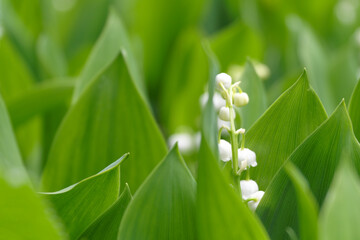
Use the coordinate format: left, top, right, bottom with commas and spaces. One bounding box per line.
41, 154, 128, 240
42, 53, 167, 192
79, 184, 132, 240
159, 29, 209, 134
287, 16, 333, 112
238, 60, 267, 129
197, 135, 270, 240
349, 79, 360, 142
246, 70, 327, 189
285, 162, 318, 240
118, 146, 197, 240
210, 21, 264, 71
319, 159, 360, 240
0, 93, 61, 239
116, 0, 205, 93
42, 0, 112, 75
0, 35, 34, 101
0, 178, 63, 240
73, 9, 145, 103
8, 80, 74, 127
256, 102, 360, 239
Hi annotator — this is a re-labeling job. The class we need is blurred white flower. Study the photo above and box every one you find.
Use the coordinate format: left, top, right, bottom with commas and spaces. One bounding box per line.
240, 180, 259, 199
219, 106, 235, 121
218, 139, 232, 162
335, 0, 356, 25
247, 191, 265, 211
254, 62, 270, 79
234, 92, 249, 107
199, 92, 226, 111
216, 73, 232, 89
168, 132, 195, 155
238, 148, 257, 168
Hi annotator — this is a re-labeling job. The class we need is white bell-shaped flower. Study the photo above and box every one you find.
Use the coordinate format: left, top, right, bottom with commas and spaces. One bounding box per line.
199, 92, 226, 111
218, 140, 232, 162
247, 191, 265, 211
168, 133, 195, 155
219, 106, 235, 121
234, 92, 249, 107
217, 117, 231, 130
240, 180, 259, 200
216, 73, 232, 89
238, 148, 257, 168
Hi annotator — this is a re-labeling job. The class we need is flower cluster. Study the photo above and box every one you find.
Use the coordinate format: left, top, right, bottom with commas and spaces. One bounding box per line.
215, 72, 264, 211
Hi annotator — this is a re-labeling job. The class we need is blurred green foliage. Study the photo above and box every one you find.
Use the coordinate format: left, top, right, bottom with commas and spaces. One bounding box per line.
1, 0, 360, 239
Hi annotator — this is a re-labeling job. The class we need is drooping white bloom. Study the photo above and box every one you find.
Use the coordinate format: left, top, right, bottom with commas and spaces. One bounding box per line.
216, 73, 232, 89
218, 140, 232, 162
238, 148, 257, 168
199, 92, 226, 111
240, 180, 259, 199
217, 117, 231, 130
234, 92, 249, 107
219, 106, 235, 121
254, 62, 270, 79
247, 191, 265, 211
168, 133, 195, 155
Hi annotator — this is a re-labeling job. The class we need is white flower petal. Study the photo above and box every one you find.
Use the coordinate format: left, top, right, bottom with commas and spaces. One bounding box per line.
240, 180, 258, 199
216, 73, 232, 89
234, 92, 249, 107
218, 140, 232, 162
219, 107, 235, 122
247, 191, 265, 211
168, 133, 195, 155
238, 148, 257, 168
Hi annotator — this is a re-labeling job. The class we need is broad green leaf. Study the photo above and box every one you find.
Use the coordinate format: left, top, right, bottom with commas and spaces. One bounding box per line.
73, 9, 145, 103
42, 54, 167, 192
0, 95, 24, 172
287, 16, 333, 112
118, 146, 197, 240
201, 41, 220, 154
36, 34, 68, 78
238, 60, 267, 129
1, 0, 39, 80
8, 81, 74, 127
0, 93, 61, 239
256, 102, 360, 239
0, 177, 63, 240
79, 184, 132, 240
349, 79, 360, 141
41, 154, 128, 240
319, 159, 360, 240
197, 136, 270, 240
159, 29, 209, 134
0, 35, 33, 100
210, 21, 264, 71
285, 162, 318, 240
42, 0, 112, 75
246, 70, 327, 189
116, 0, 205, 94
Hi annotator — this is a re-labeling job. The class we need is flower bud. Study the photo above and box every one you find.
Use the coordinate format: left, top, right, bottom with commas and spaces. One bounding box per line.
219, 106, 235, 122
216, 73, 232, 89
247, 191, 265, 211
240, 180, 259, 199
238, 148, 257, 168
234, 92, 249, 107
218, 140, 232, 162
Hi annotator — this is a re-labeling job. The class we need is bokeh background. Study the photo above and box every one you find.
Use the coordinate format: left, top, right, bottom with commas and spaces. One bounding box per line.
0, 0, 359, 182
